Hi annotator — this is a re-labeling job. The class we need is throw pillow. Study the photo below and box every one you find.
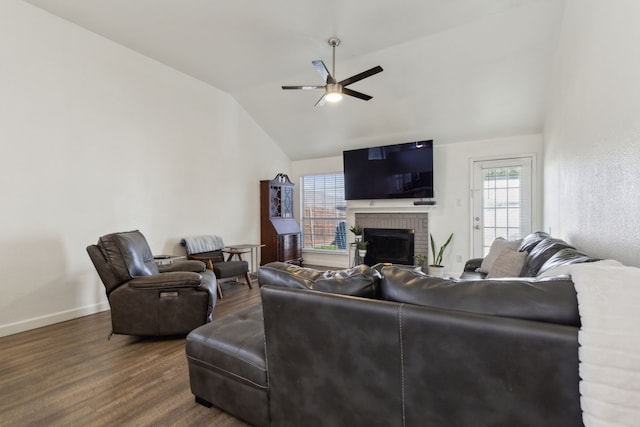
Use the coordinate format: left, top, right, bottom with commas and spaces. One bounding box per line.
486, 249, 527, 278
478, 238, 522, 274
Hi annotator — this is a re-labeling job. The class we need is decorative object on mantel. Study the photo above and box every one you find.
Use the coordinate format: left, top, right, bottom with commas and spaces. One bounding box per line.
350, 225, 364, 242
429, 232, 454, 277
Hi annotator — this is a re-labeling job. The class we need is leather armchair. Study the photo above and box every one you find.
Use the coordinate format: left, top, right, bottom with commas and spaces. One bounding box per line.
87, 230, 217, 337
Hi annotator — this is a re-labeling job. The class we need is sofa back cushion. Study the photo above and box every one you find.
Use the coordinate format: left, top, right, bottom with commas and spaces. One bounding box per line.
537, 248, 598, 277
258, 262, 380, 298
523, 238, 575, 276
380, 266, 579, 326
518, 231, 551, 253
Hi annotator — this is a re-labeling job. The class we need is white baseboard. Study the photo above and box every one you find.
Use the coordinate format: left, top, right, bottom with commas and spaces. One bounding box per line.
0, 302, 110, 338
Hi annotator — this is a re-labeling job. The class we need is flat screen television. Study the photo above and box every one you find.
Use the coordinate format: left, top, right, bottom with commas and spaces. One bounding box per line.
343, 140, 434, 201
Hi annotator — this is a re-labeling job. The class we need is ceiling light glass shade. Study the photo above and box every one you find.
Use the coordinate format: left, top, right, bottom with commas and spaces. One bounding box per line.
325, 83, 343, 103
326, 92, 343, 103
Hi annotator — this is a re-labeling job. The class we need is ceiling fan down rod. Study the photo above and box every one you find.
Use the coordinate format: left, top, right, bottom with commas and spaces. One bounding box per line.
329, 37, 340, 80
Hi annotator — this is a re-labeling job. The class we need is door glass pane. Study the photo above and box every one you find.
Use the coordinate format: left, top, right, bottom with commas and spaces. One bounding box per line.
482, 166, 523, 256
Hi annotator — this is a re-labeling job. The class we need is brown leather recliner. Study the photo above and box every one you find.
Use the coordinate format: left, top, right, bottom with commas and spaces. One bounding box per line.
87, 230, 217, 337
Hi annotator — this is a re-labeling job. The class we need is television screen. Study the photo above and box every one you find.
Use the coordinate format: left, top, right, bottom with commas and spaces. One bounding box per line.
343, 140, 433, 200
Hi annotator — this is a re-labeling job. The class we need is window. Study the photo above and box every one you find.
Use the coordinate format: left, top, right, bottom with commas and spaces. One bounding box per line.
301, 174, 347, 251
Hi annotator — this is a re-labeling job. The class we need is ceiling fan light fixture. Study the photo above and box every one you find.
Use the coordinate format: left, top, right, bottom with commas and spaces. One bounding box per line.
282, 37, 382, 106
325, 83, 343, 103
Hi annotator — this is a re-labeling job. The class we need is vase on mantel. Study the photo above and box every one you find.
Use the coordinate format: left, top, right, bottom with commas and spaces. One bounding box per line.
428, 265, 445, 278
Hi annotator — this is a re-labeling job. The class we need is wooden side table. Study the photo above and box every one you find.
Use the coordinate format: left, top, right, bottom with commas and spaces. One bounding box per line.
223, 244, 265, 274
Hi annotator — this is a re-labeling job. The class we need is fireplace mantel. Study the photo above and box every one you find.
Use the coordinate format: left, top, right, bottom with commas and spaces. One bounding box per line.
346, 200, 435, 215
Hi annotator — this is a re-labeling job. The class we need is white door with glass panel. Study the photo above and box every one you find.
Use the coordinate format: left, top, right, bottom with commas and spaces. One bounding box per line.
471, 157, 533, 257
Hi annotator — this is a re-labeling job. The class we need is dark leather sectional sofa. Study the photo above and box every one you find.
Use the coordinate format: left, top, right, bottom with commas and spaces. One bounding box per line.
186, 232, 593, 426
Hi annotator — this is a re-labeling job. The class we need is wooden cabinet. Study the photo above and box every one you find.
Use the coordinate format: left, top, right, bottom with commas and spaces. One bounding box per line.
260, 174, 303, 266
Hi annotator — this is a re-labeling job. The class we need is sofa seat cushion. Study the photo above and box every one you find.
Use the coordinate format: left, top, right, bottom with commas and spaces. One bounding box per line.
381, 266, 580, 326
186, 303, 266, 388
258, 262, 380, 298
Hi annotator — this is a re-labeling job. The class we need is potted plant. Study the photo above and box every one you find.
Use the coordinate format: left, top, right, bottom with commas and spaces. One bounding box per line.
414, 253, 429, 273
350, 225, 364, 242
429, 233, 453, 277
356, 240, 369, 259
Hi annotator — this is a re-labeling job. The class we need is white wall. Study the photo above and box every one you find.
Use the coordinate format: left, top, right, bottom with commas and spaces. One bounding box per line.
0, 1, 290, 336
544, 0, 640, 267
291, 134, 543, 275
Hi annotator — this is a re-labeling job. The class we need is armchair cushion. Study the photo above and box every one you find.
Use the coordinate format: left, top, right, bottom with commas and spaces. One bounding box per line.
98, 230, 159, 282
213, 261, 249, 279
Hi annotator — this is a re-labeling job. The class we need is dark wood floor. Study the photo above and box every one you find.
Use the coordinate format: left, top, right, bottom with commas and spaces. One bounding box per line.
0, 280, 261, 427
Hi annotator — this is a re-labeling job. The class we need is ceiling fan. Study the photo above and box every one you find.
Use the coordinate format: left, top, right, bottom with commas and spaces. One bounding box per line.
282, 38, 383, 107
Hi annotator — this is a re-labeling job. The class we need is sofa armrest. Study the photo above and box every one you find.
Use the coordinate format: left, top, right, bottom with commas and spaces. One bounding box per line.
464, 257, 484, 272
128, 272, 203, 289
158, 260, 206, 273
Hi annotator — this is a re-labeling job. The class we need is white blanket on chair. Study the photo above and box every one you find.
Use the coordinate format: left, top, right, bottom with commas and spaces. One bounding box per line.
180, 235, 225, 254
568, 260, 640, 426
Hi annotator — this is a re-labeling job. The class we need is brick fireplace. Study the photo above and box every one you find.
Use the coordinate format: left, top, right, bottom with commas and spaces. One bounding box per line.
354, 212, 428, 265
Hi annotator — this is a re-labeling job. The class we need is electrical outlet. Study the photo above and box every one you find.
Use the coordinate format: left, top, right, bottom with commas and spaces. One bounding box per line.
456, 255, 462, 263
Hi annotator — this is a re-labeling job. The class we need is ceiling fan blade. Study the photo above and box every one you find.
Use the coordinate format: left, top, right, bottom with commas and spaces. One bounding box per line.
282, 85, 325, 90
314, 94, 327, 107
339, 65, 383, 87
312, 60, 336, 84
342, 87, 373, 101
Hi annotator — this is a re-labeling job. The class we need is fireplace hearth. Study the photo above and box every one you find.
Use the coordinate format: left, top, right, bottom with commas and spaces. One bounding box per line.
363, 228, 415, 266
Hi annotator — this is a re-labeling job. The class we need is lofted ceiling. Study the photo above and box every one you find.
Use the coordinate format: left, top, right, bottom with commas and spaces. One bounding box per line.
24, 0, 566, 160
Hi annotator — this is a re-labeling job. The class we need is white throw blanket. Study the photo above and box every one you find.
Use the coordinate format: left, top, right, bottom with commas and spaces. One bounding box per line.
568, 260, 640, 426
180, 235, 225, 254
